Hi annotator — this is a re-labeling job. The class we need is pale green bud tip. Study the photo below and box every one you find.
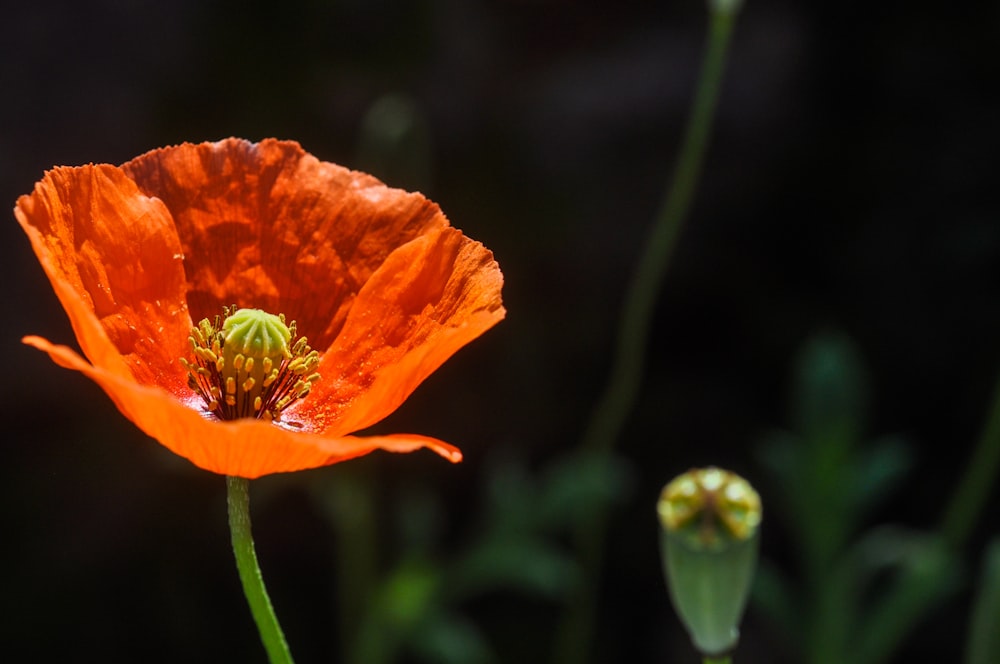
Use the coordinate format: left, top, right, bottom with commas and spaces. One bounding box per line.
658, 466, 761, 548
222, 308, 291, 361
658, 467, 762, 657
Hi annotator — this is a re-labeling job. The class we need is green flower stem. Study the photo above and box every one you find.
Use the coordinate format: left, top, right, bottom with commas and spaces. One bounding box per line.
227, 475, 295, 664
552, 2, 741, 663
703, 657, 732, 664
941, 373, 1000, 550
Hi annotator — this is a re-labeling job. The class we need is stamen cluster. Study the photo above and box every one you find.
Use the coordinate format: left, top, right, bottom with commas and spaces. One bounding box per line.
180, 306, 321, 422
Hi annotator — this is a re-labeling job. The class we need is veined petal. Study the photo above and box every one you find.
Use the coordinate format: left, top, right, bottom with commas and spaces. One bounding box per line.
121, 138, 448, 349
23, 336, 461, 478
15, 165, 192, 392
294, 225, 505, 436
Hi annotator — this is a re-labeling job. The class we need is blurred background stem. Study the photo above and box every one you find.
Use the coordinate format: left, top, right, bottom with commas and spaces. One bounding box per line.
941, 372, 1000, 550
326, 470, 381, 664
551, 1, 742, 662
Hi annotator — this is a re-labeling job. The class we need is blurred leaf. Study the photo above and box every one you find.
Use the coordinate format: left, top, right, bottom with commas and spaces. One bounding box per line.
849, 435, 913, 517
851, 526, 934, 576
448, 538, 578, 602
395, 483, 446, 556
382, 561, 440, 630
482, 455, 536, 531
412, 610, 497, 664
791, 332, 868, 448
303, 466, 379, 662
350, 560, 442, 664
750, 559, 800, 641
854, 531, 960, 664
532, 450, 633, 531
757, 427, 853, 577
756, 431, 800, 505
965, 539, 1000, 664
480, 451, 630, 536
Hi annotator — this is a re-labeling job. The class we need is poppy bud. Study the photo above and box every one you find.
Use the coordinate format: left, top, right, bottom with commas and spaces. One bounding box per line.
657, 467, 761, 658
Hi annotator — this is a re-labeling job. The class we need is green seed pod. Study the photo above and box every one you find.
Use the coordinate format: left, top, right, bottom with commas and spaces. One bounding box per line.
657, 467, 761, 658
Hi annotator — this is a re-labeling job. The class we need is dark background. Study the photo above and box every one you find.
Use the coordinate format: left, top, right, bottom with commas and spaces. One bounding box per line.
2, 0, 998, 662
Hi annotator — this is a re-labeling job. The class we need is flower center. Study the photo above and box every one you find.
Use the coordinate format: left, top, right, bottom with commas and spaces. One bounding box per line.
180, 306, 321, 421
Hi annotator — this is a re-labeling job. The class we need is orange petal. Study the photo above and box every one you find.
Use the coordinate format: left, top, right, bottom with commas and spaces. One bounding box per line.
121, 138, 448, 349
15, 165, 192, 393
23, 336, 461, 478
293, 225, 506, 436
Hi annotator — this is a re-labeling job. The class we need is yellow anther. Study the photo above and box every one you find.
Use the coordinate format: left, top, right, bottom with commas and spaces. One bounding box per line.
181, 306, 321, 422
262, 370, 278, 388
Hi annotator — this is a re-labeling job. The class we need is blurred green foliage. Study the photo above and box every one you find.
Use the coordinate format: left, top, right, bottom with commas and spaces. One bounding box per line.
296, 331, 998, 664
754, 333, 961, 664
965, 539, 1000, 664
304, 451, 630, 664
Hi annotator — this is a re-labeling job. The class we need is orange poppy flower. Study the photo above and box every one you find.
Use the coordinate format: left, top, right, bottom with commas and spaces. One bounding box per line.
16, 138, 505, 478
